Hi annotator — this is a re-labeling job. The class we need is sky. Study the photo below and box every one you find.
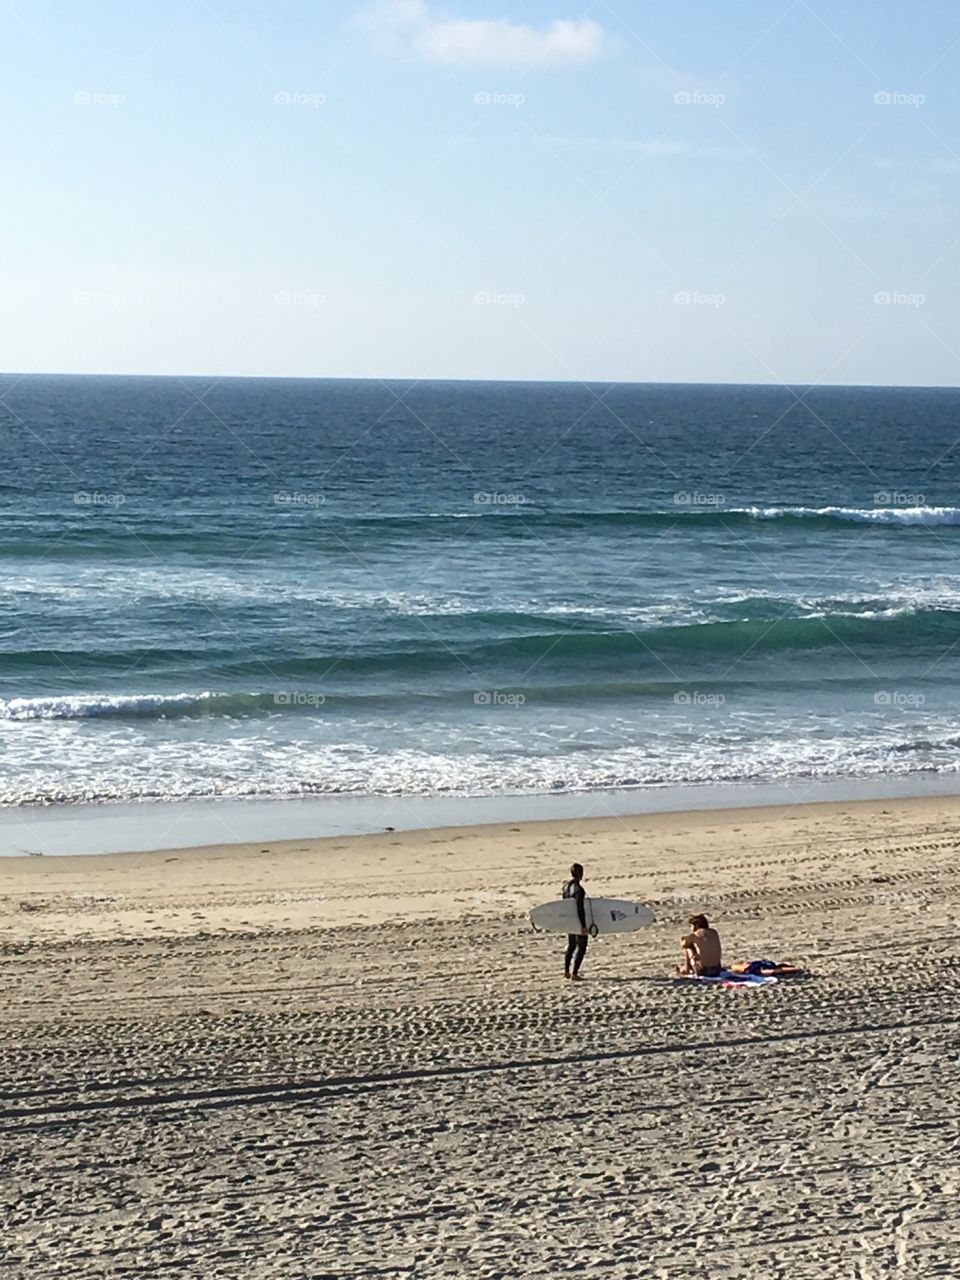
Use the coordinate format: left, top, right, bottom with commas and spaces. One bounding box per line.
2, 0, 959, 385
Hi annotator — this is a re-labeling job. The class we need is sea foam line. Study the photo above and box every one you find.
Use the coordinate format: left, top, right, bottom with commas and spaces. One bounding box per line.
737, 505, 960, 526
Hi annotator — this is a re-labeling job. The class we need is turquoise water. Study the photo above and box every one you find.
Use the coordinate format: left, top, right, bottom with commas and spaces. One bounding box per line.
2, 374, 959, 805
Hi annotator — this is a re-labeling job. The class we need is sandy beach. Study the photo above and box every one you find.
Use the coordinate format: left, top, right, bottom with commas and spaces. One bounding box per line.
3, 793, 960, 1278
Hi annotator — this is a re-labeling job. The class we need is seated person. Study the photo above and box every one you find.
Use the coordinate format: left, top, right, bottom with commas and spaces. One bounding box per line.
679, 914, 722, 976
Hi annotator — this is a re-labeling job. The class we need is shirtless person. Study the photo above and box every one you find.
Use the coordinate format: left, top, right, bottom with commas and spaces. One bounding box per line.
679, 914, 722, 976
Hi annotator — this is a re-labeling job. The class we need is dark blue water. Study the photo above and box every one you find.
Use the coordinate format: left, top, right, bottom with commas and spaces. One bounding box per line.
2, 373, 959, 804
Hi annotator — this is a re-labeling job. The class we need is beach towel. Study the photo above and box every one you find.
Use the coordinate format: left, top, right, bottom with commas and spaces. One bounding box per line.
677, 969, 778, 988
728, 959, 803, 978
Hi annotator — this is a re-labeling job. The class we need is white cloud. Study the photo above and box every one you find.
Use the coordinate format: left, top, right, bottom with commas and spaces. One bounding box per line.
419, 16, 606, 66
364, 2, 608, 68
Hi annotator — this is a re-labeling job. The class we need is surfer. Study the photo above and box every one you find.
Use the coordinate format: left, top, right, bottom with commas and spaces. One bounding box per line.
562, 863, 589, 980
679, 914, 722, 976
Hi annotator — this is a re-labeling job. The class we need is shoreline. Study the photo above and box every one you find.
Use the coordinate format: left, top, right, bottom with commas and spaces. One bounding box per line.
5, 790, 960, 942
2, 770, 959, 858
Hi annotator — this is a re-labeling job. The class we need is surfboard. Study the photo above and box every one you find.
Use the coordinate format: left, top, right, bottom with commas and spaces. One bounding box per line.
529, 897, 656, 936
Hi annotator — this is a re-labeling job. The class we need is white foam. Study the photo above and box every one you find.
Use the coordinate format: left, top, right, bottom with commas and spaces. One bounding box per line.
0, 692, 215, 720
2, 712, 959, 806
738, 505, 960, 526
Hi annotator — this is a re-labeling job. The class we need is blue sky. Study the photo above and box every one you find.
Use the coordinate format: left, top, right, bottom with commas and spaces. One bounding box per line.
2, 0, 959, 384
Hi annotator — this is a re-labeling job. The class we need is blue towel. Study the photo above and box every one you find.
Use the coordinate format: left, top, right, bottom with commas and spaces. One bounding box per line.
742, 958, 779, 975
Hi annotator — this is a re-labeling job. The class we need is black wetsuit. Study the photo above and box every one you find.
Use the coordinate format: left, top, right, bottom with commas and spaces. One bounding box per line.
562, 878, 588, 975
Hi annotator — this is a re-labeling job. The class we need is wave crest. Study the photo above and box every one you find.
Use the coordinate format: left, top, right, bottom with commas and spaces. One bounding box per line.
0, 691, 260, 721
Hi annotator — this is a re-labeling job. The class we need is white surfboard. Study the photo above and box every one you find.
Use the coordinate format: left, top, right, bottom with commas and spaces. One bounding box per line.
530, 897, 656, 936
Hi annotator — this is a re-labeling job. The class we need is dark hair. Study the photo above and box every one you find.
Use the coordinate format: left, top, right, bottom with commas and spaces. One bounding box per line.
688, 914, 709, 930
570, 863, 584, 879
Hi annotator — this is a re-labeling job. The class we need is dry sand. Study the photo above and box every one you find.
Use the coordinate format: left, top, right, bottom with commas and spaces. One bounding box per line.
3, 793, 960, 1278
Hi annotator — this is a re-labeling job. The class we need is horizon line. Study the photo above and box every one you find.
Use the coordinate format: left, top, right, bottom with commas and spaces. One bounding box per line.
2, 371, 959, 392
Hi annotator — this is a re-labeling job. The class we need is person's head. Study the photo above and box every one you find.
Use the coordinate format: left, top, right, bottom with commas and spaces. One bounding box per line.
688, 913, 709, 931
570, 862, 584, 882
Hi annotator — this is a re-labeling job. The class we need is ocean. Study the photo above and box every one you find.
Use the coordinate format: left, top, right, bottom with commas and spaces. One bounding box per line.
2, 373, 959, 810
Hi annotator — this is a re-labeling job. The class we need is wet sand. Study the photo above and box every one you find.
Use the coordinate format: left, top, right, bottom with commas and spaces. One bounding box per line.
3, 794, 960, 1277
